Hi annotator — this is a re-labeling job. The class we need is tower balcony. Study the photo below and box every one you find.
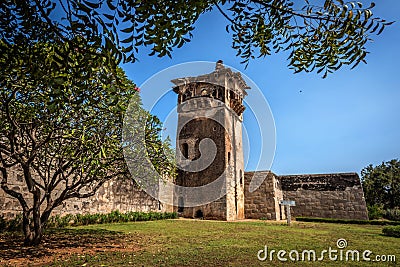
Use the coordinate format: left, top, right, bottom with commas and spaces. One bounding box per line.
230, 98, 245, 116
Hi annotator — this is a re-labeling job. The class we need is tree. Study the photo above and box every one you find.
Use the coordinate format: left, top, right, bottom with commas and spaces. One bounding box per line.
1, 0, 392, 77
361, 159, 400, 210
145, 115, 176, 178
0, 39, 175, 246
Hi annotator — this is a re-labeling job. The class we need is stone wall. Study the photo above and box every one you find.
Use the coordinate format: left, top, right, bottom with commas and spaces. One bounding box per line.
2, 166, 369, 221
244, 171, 281, 220
0, 167, 172, 219
177, 197, 227, 220
280, 173, 368, 220
243, 171, 369, 221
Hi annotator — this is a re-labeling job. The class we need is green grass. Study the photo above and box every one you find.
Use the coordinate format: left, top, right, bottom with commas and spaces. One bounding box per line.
296, 216, 400, 226
50, 219, 399, 266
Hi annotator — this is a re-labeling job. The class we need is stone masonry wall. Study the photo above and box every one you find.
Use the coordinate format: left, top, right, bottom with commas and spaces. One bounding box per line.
279, 173, 368, 220
0, 167, 172, 219
244, 171, 281, 220
178, 197, 227, 220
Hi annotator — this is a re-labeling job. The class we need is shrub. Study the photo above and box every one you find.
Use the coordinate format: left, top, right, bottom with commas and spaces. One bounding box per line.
384, 208, 400, 221
108, 210, 122, 223
382, 226, 400, 238
7, 214, 22, 232
0, 215, 22, 232
62, 214, 76, 226
47, 215, 61, 228
367, 204, 385, 220
0, 211, 178, 232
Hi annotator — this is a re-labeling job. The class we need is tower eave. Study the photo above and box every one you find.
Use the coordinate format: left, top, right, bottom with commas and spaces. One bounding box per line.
170, 61, 251, 96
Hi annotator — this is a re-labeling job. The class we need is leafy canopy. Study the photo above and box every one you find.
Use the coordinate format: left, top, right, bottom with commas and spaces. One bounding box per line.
361, 159, 400, 210
0, 37, 175, 245
1, 0, 392, 78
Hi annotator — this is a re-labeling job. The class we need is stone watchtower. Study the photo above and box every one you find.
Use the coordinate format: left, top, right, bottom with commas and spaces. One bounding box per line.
171, 61, 249, 220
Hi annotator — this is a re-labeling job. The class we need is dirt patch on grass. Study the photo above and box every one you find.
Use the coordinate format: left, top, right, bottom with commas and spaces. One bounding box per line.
0, 229, 141, 266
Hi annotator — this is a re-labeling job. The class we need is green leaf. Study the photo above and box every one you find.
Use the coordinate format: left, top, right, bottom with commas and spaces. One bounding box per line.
104, 13, 115, 21
377, 25, 385, 35
106, 0, 116, 10
83, 0, 100, 9
121, 25, 135, 33
121, 35, 134, 44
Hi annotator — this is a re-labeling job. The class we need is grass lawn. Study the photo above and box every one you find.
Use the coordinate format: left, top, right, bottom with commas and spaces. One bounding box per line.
1, 219, 399, 266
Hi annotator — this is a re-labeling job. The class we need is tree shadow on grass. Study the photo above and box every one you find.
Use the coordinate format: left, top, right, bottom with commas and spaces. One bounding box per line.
0, 228, 125, 262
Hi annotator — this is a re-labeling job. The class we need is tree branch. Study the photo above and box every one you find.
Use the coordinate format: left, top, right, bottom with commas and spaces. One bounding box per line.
33, 0, 69, 42
1, 167, 29, 212
250, 0, 337, 23
215, 2, 238, 25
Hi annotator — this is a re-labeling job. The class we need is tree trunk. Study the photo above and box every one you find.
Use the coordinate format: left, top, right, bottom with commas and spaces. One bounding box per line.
22, 215, 43, 246
22, 188, 43, 246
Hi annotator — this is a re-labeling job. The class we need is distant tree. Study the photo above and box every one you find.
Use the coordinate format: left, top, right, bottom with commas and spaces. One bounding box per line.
145, 115, 176, 178
1, 0, 393, 77
0, 39, 175, 246
361, 159, 400, 210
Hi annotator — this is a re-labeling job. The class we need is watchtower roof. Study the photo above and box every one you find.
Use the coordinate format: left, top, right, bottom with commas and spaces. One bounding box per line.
171, 61, 250, 95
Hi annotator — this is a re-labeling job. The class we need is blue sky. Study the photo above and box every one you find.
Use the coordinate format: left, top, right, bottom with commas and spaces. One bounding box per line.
122, 1, 400, 175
